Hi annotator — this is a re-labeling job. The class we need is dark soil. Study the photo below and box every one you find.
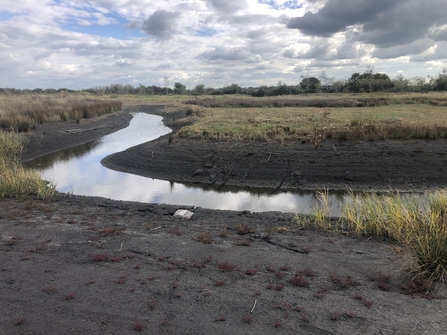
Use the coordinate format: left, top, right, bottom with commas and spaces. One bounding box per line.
1, 105, 446, 334
103, 107, 447, 193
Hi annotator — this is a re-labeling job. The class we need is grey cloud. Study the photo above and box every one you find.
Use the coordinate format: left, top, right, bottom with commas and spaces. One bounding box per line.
410, 41, 447, 62
142, 10, 181, 38
287, 0, 403, 37
287, 0, 447, 52
430, 27, 447, 42
199, 47, 251, 61
206, 0, 248, 13
372, 39, 433, 59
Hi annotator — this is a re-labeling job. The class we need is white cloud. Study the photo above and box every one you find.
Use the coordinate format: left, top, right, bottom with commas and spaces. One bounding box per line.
0, 0, 446, 89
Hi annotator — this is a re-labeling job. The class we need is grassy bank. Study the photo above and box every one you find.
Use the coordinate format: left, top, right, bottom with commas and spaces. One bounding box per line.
178, 102, 447, 143
0, 131, 55, 199
0, 93, 123, 132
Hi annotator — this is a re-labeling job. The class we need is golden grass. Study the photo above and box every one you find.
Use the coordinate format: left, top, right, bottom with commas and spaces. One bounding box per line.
177, 103, 447, 142
0, 93, 123, 131
342, 190, 447, 286
0, 131, 56, 199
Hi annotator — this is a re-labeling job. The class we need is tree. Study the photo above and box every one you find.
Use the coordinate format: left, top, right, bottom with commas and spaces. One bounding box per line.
174, 82, 187, 95
300, 76, 320, 93
319, 71, 334, 92
392, 74, 409, 92
222, 83, 242, 94
435, 68, 447, 91
194, 84, 205, 95
164, 76, 169, 95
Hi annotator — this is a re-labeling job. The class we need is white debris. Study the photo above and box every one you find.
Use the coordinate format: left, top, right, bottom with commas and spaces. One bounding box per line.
173, 209, 194, 220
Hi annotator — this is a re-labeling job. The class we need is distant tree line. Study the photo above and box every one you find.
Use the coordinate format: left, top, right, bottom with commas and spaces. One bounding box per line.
1, 68, 446, 96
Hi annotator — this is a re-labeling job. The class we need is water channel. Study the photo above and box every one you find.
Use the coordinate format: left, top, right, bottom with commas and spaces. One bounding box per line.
29, 113, 347, 215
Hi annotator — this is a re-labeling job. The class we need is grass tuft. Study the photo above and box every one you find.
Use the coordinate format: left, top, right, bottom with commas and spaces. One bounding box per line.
342, 189, 447, 286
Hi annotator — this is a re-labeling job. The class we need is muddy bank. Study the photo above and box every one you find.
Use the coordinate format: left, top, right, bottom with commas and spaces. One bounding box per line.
103, 132, 447, 193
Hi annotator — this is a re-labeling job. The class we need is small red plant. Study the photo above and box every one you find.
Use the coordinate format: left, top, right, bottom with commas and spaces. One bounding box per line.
276, 270, 286, 279
21, 256, 31, 261
215, 316, 226, 322
290, 275, 310, 288
134, 264, 141, 269
214, 279, 226, 286
280, 264, 292, 271
44, 269, 53, 273
203, 256, 213, 264
329, 271, 359, 289
159, 319, 170, 326
133, 322, 144, 331
354, 293, 373, 308
330, 312, 342, 321
244, 268, 257, 276
242, 315, 252, 323
266, 265, 276, 272
128, 288, 136, 293
85, 279, 96, 285
1, 267, 7, 271
65, 293, 75, 300
267, 283, 284, 291
274, 302, 292, 310
345, 311, 356, 318
301, 312, 311, 322
217, 260, 235, 272
97, 226, 125, 237
274, 320, 283, 328
14, 317, 26, 325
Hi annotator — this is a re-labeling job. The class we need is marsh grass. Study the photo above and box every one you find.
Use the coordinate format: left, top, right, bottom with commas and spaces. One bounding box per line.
342, 190, 447, 287
311, 189, 331, 230
0, 131, 55, 199
177, 102, 447, 142
0, 93, 123, 131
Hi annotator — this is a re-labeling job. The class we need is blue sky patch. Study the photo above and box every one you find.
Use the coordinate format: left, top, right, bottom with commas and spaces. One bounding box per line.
195, 29, 216, 37
0, 12, 15, 21
62, 13, 144, 39
258, 0, 303, 10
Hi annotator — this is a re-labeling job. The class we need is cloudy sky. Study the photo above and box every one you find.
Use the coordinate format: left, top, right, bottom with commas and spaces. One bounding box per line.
1, 0, 446, 90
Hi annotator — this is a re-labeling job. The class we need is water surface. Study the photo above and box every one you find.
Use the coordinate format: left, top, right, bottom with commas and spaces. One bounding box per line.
31, 113, 345, 215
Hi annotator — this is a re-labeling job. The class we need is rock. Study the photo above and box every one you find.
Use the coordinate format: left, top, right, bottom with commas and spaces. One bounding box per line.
173, 209, 194, 220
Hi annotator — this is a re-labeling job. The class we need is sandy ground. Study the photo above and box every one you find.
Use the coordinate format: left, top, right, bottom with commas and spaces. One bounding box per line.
1, 106, 446, 334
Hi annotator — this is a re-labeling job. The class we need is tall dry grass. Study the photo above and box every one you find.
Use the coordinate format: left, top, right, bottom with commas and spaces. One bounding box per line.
342, 190, 447, 287
0, 93, 123, 132
0, 131, 55, 199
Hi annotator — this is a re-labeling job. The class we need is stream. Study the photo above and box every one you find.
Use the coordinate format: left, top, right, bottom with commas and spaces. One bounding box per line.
29, 113, 347, 215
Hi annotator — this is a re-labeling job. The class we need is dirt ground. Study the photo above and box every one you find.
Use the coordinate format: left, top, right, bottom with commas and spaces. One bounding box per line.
1, 106, 446, 334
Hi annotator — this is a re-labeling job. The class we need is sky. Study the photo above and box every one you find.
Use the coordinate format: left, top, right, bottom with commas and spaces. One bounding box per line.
1, 0, 446, 90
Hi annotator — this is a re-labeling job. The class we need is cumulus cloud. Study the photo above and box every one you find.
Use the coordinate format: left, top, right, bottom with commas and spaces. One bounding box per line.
142, 10, 181, 38
0, 0, 446, 89
287, 0, 403, 37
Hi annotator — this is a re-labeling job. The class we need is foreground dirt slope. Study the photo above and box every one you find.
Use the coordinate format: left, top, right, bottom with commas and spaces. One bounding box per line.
1, 196, 446, 335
